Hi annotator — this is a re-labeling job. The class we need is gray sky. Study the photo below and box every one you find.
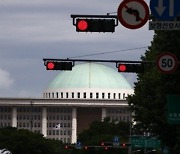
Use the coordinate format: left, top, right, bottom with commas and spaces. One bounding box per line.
0, 0, 154, 97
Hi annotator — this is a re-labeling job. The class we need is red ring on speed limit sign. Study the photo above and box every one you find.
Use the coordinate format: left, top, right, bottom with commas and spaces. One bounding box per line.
156, 52, 178, 74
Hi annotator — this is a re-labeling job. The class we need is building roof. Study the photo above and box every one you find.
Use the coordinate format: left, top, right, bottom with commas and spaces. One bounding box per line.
48, 63, 132, 89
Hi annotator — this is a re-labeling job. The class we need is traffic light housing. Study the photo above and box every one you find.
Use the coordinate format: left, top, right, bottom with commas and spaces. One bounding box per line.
101, 142, 113, 146
64, 145, 74, 149
76, 18, 115, 32
120, 143, 131, 148
46, 61, 72, 71
118, 63, 144, 73
71, 14, 118, 33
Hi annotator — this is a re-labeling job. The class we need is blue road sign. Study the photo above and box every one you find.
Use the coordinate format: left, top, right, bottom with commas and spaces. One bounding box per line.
150, 0, 180, 20
114, 136, 119, 142
77, 141, 81, 146
76, 141, 82, 149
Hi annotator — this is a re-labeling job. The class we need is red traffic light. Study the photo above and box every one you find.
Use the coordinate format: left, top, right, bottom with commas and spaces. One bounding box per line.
46, 62, 55, 70
64, 145, 74, 149
75, 18, 115, 32
45, 61, 73, 71
122, 143, 126, 147
104, 147, 108, 150
84, 146, 88, 150
121, 143, 131, 147
77, 19, 88, 31
118, 63, 144, 73
118, 64, 127, 72
101, 142, 104, 146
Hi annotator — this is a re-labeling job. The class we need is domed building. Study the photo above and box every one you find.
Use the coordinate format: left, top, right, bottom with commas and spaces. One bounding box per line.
0, 63, 133, 143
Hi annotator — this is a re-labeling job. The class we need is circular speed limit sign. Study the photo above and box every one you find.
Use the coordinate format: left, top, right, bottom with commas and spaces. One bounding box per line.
157, 52, 178, 74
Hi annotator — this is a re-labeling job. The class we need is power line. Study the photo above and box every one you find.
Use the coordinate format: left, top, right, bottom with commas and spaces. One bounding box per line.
68, 46, 148, 59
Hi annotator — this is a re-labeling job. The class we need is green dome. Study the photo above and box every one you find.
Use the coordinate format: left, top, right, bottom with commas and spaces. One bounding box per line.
48, 63, 131, 89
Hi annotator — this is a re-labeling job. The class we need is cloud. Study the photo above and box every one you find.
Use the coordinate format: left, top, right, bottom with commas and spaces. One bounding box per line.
0, 68, 14, 89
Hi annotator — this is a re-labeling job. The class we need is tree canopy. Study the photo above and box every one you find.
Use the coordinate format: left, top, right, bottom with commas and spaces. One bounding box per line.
78, 117, 130, 145
128, 31, 180, 154
0, 127, 67, 154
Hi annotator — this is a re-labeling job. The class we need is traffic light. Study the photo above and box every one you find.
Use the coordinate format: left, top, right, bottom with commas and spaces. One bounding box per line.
101, 142, 113, 146
84, 146, 88, 150
118, 63, 144, 73
64, 145, 74, 149
71, 14, 118, 33
46, 61, 72, 71
104, 146, 109, 150
64, 145, 69, 149
122, 143, 126, 147
101, 142, 113, 150
101, 142, 105, 146
120, 143, 131, 148
76, 18, 115, 32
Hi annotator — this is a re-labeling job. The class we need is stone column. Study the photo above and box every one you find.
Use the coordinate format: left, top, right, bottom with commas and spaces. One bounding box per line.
71, 107, 77, 143
42, 107, 47, 137
102, 108, 106, 122
12, 107, 17, 127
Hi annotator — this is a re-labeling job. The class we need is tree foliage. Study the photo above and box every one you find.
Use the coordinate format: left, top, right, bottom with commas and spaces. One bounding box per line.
78, 117, 130, 145
0, 127, 67, 154
128, 31, 180, 153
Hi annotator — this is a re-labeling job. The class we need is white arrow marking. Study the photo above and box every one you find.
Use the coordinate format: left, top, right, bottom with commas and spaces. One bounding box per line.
169, 0, 174, 17
155, 0, 166, 16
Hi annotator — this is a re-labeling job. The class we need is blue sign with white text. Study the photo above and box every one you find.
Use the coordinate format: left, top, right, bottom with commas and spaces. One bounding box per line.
150, 0, 180, 20
113, 136, 119, 142
75, 141, 82, 149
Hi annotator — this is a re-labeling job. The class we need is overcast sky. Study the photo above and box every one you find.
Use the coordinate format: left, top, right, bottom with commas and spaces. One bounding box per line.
0, 0, 154, 97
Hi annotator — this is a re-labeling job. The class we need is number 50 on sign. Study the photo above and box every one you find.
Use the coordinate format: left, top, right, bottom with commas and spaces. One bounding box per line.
156, 52, 178, 74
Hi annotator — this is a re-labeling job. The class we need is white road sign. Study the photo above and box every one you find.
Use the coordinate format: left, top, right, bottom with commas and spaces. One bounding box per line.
117, 0, 149, 29
156, 52, 178, 74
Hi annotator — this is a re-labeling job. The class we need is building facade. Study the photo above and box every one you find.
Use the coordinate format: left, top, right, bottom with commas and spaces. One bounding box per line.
0, 63, 133, 143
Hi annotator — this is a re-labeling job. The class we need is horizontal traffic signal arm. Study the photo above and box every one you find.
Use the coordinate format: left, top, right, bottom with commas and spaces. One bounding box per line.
43, 58, 154, 64
43, 58, 155, 72
71, 14, 118, 33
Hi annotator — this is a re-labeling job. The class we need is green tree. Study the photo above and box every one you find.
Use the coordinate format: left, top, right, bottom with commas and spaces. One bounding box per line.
76, 118, 129, 154
0, 127, 68, 154
78, 117, 130, 145
128, 31, 180, 154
